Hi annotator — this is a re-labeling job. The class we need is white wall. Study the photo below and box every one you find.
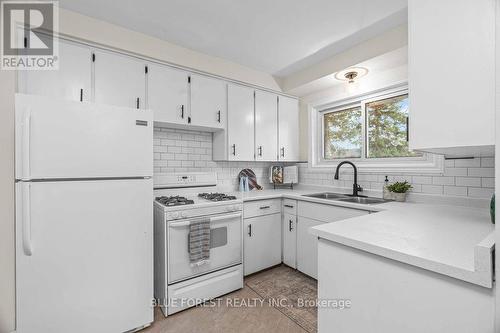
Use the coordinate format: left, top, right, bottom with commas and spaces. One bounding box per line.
0, 70, 16, 333
0, 8, 285, 333
495, 0, 500, 330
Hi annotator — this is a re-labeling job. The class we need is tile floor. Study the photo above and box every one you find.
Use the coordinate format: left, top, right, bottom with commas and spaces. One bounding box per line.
142, 265, 318, 333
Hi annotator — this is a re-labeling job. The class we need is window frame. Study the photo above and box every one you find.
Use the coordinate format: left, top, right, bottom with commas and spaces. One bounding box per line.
310, 84, 444, 173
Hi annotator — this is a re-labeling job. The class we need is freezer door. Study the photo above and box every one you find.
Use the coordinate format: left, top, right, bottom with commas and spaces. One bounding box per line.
16, 179, 153, 333
15, 94, 152, 180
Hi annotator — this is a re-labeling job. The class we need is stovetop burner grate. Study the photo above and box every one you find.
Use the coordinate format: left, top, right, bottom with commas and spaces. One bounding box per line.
155, 196, 195, 206
198, 192, 237, 202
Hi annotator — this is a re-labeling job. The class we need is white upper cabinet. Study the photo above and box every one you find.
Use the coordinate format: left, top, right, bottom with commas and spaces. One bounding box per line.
408, 0, 495, 157
94, 50, 147, 109
190, 74, 226, 129
227, 84, 255, 161
148, 64, 189, 125
278, 96, 300, 161
255, 91, 278, 161
18, 39, 91, 102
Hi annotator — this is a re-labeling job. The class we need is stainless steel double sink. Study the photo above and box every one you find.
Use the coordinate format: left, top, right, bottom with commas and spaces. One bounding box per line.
302, 192, 390, 205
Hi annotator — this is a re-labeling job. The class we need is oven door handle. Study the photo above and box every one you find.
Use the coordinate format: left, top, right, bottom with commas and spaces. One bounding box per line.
210, 213, 241, 222
169, 213, 242, 228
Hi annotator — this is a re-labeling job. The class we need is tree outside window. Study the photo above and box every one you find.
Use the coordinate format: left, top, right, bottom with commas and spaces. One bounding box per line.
366, 94, 420, 158
322, 93, 420, 160
323, 106, 362, 159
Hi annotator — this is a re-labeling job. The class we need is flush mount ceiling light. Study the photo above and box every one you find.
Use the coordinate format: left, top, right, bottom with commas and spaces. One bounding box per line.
334, 67, 369, 84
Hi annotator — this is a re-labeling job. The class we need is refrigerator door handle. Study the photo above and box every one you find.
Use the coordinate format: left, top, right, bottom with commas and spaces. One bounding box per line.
22, 183, 33, 256
22, 110, 31, 179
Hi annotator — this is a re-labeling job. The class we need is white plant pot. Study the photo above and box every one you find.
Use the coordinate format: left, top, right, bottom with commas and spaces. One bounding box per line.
383, 187, 408, 202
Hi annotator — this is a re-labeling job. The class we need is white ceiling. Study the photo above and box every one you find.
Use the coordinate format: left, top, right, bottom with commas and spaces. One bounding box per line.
289, 46, 408, 97
59, 0, 408, 77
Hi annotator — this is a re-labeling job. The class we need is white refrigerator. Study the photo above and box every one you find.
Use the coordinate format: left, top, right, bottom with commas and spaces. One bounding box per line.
15, 94, 154, 333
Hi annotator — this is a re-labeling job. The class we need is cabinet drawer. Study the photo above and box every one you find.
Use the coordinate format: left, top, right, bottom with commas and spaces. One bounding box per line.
297, 201, 369, 222
244, 199, 281, 218
282, 199, 297, 215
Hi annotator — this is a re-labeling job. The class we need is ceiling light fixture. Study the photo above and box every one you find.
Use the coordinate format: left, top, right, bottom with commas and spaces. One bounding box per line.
344, 71, 358, 84
334, 67, 368, 83
334, 67, 369, 93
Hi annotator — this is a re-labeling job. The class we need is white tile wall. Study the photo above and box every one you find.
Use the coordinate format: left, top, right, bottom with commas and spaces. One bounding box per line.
297, 158, 495, 199
155, 127, 495, 199
154, 127, 280, 190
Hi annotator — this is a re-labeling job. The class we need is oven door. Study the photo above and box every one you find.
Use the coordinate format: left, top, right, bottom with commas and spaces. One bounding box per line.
167, 212, 242, 283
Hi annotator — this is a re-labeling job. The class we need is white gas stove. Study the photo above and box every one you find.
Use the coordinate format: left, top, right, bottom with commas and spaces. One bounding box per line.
153, 173, 243, 316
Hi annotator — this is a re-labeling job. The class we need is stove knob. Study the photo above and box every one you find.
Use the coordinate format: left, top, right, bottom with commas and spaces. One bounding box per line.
181, 212, 187, 218
171, 212, 179, 219
166, 213, 172, 220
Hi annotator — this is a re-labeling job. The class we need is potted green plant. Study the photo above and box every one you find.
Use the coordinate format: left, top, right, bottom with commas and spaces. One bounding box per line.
383, 181, 412, 202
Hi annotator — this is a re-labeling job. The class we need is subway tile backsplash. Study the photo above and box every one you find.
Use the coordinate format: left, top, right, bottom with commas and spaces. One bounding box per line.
297, 158, 495, 199
154, 127, 495, 199
154, 127, 279, 190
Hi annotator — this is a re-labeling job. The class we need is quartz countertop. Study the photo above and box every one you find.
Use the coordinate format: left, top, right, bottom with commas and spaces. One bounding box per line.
234, 187, 495, 288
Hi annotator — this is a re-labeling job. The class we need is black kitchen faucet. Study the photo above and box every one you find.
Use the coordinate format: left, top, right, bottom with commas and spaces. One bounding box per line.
334, 161, 366, 197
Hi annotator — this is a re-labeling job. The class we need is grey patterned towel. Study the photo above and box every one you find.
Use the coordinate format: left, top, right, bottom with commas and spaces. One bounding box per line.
189, 217, 211, 266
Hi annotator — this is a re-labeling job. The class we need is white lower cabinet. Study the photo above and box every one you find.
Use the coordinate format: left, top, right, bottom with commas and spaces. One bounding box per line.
296, 217, 325, 279
282, 213, 297, 269
296, 202, 370, 279
242, 199, 370, 279
243, 213, 282, 276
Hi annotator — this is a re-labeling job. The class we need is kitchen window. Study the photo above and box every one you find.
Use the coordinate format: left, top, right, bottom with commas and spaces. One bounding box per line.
323, 106, 362, 159
312, 85, 443, 173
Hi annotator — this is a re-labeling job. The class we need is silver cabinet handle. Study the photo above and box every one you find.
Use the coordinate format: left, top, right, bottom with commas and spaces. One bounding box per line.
22, 183, 33, 256
170, 213, 242, 227
232, 144, 236, 156
22, 110, 31, 179
289, 219, 293, 232
248, 224, 252, 237
284, 204, 294, 208
259, 206, 270, 209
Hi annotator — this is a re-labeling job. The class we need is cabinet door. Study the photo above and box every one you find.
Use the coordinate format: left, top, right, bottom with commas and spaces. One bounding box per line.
18, 39, 91, 102
278, 96, 299, 161
255, 90, 278, 161
243, 213, 281, 276
408, 0, 495, 155
283, 213, 297, 269
227, 84, 255, 161
94, 50, 146, 109
296, 217, 325, 279
190, 74, 226, 129
148, 64, 189, 125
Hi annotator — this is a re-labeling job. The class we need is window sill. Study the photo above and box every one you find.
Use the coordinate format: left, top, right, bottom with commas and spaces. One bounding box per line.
309, 154, 445, 174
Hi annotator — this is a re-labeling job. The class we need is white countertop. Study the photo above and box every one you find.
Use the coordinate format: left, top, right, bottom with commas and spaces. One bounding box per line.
234, 187, 495, 288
